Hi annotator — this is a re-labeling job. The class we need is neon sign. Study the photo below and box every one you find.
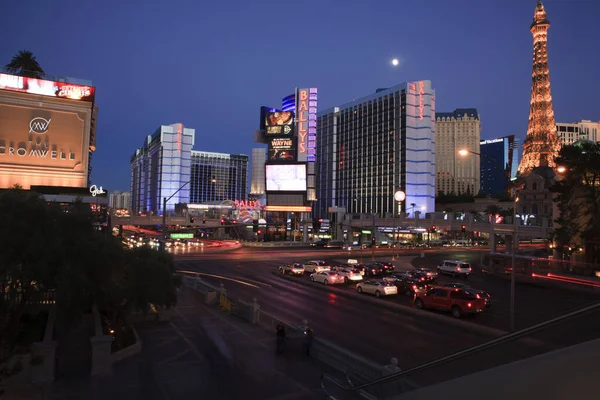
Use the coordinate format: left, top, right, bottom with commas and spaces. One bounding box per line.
418, 81, 424, 120
235, 199, 261, 209
296, 88, 317, 162
90, 185, 106, 196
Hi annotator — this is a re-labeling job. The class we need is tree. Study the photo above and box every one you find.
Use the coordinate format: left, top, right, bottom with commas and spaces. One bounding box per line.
0, 188, 178, 362
552, 142, 600, 262
5, 50, 45, 78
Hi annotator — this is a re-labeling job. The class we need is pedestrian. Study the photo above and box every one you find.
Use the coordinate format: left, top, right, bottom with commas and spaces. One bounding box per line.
303, 326, 313, 356
276, 323, 286, 354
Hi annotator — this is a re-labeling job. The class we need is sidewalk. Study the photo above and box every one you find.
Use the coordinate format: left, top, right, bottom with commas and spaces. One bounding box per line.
4, 288, 345, 399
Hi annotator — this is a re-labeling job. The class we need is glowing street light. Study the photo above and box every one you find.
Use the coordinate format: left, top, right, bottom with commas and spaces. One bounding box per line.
458, 148, 470, 157
556, 165, 566, 174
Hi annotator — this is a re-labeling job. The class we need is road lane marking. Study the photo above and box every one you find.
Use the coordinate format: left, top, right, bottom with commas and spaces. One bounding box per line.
177, 270, 261, 289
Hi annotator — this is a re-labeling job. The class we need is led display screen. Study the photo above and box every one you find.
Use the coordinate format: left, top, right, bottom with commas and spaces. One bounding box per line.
0, 72, 95, 102
265, 164, 306, 192
268, 137, 296, 162
265, 111, 294, 136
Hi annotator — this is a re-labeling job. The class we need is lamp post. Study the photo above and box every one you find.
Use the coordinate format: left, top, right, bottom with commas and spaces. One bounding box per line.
161, 181, 191, 252
393, 190, 406, 261
459, 148, 518, 330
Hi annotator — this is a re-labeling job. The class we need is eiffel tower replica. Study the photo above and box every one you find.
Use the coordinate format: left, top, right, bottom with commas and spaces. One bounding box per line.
518, 0, 561, 176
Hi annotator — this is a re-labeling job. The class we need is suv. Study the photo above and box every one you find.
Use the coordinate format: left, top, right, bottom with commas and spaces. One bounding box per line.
414, 287, 486, 318
279, 263, 305, 276
302, 260, 330, 273
437, 260, 472, 278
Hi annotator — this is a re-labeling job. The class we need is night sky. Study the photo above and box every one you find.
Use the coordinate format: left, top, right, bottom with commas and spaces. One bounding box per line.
1, 0, 598, 192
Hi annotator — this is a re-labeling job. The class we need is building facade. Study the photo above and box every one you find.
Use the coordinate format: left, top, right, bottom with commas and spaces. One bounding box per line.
250, 148, 266, 196
109, 190, 131, 210
189, 151, 248, 204
130, 123, 194, 214
435, 109, 481, 195
479, 136, 518, 197
315, 81, 436, 219
556, 120, 600, 146
0, 70, 97, 189
130, 123, 248, 215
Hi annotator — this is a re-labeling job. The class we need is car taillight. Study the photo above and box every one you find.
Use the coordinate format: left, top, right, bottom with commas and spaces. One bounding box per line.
456, 267, 461, 271
412, 285, 417, 289
467, 302, 472, 308
476, 294, 481, 299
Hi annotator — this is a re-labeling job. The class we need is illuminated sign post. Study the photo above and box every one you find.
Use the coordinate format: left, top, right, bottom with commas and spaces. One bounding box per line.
170, 233, 194, 239
89, 185, 106, 196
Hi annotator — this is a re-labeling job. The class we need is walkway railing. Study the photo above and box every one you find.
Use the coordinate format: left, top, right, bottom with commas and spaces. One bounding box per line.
321, 301, 600, 399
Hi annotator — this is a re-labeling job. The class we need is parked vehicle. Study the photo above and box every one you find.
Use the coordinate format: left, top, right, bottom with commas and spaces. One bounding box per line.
356, 279, 398, 297
279, 263, 305, 276
332, 265, 363, 283
412, 267, 437, 281
441, 283, 492, 308
437, 260, 472, 278
302, 260, 330, 273
414, 287, 486, 318
310, 271, 344, 285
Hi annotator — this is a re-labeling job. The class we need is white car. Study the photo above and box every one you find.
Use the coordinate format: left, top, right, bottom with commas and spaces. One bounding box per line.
279, 263, 305, 276
310, 271, 344, 285
356, 279, 398, 297
303, 260, 330, 273
333, 266, 363, 283
437, 260, 472, 278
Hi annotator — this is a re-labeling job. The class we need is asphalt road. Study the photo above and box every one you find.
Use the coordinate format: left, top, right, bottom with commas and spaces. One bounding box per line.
174, 247, 600, 377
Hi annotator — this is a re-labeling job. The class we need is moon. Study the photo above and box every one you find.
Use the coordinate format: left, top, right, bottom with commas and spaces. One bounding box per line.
391, 58, 399, 66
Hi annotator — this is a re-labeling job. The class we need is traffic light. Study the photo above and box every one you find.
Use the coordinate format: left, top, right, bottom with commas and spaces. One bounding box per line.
431, 225, 436, 233
202, 217, 206, 224
190, 217, 195, 223
461, 225, 466, 233
257, 229, 261, 234
220, 218, 225, 225
372, 236, 376, 245
253, 219, 258, 232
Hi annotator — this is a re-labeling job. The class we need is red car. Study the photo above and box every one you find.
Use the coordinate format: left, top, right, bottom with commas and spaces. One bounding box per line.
414, 287, 486, 318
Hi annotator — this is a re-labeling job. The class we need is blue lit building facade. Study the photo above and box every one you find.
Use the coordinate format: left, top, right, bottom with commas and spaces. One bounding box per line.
315, 81, 436, 218
130, 123, 194, 214
479, 135, 519, 197
130, 123, 249, 215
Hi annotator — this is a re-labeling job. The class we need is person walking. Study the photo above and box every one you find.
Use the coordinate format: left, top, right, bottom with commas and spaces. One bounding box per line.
276, 323, 286, 355
303, 326, 313, 356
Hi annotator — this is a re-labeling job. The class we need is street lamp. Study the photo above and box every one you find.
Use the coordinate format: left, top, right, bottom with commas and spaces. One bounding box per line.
458, 148, 519, 331
393, 190, 406, 260
161, 180, 191, 252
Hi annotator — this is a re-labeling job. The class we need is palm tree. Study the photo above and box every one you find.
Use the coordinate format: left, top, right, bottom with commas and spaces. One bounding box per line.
5, 50, 45, 78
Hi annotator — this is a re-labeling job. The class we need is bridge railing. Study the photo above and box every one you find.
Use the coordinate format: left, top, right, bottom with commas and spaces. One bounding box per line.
321, 301, 600, 399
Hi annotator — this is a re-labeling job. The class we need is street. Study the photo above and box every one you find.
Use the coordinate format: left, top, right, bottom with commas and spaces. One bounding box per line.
174, 246, 600, 375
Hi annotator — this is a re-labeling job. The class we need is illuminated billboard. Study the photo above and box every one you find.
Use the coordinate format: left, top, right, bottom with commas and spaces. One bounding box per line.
265, 111, 294, 136
297, 88, 317, 162
0, 102, 89, 189
0, 72, 95, 102
265, 164, 306, 192
268, 137, 296, 162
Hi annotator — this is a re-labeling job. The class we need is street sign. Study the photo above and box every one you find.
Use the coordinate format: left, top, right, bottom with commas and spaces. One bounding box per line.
170, 233, 194, 239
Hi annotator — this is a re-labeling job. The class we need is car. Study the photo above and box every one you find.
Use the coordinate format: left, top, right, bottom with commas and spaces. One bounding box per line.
342, 243, 362, 251
373, 262, 396, 274
437, 260, 472, 278
386, 275, 431, 296
442, 283, 493, 308
356, 279, 398, 297
414, 287, 486, 318
310, 240, 328, 248
362, 264, 384, 277
332, 265, 363, 283
412, 267, 437, 281
310, 271, 344, 285
324, 240, 344, 248
279, 263, 305, 276
302, 260, 330, 273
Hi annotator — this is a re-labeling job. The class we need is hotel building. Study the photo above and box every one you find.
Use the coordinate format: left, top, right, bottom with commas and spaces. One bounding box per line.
435, 108, 481, 195
315, 81, 436, 219
130, 123, 248, 215
556, 120, 600, 146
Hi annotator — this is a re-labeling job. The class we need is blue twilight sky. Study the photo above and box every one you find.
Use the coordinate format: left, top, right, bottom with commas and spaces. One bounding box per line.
1, 0, 599, 192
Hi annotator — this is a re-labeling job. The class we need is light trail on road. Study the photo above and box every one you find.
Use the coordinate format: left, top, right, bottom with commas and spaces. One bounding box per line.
177, 270, 261, 289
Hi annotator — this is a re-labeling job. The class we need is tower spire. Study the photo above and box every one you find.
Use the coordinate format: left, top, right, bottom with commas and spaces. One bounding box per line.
518, 1, 560, 175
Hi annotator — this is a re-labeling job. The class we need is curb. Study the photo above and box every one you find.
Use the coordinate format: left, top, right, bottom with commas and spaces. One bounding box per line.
272, 271, 508, 338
